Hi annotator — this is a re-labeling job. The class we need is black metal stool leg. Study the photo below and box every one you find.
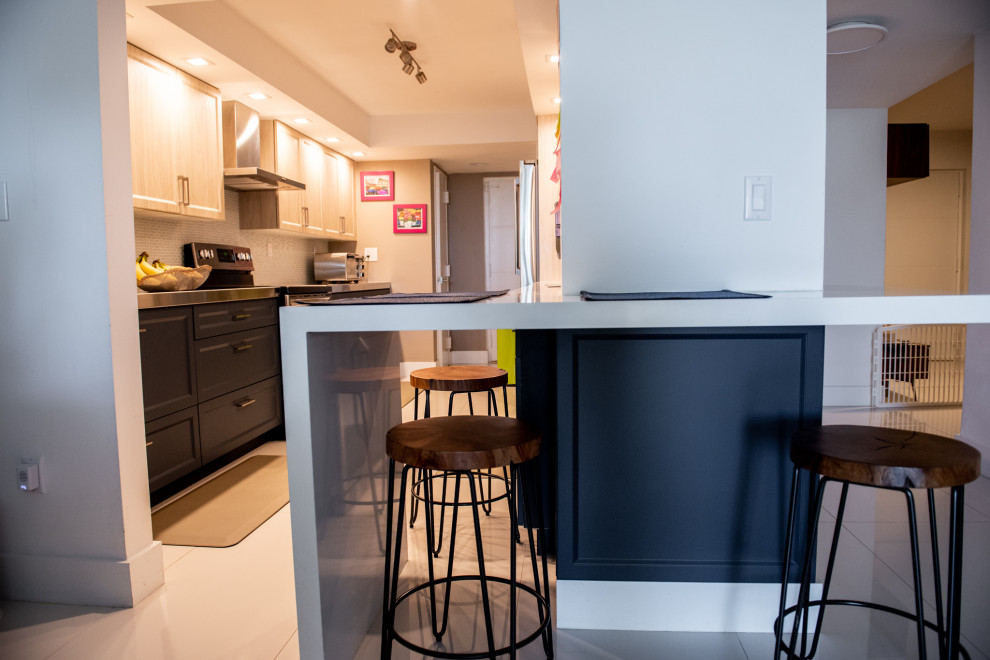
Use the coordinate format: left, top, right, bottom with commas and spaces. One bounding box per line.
903, 489, 929, 660
517, 460, 554, 657
806, 481, 850, 659
926, 489, 947, 659
787, 476, 829, 658
382, 461, 409, 660
946, 486, 966, 660
774, 465, 802, 658
466, 473, 498, 658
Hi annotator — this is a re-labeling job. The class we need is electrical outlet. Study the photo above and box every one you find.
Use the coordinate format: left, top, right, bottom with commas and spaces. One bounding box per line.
364, 247, 378, 262
17, 458, 42, 492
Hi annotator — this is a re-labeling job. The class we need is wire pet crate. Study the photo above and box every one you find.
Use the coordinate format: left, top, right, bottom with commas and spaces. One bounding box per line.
872, 324, 967, 407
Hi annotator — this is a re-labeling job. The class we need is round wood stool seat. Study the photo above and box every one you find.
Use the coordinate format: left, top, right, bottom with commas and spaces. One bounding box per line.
409, 365, 508, 392
776, 425, 982, 659
790, 425, 981, 490
387, 416, 541, 471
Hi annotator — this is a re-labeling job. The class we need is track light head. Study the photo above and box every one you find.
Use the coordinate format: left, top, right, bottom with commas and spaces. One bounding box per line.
386, 28, 427, 84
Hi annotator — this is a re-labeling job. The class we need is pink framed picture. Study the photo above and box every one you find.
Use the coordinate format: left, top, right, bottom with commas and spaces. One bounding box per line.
393, 204, 428, 233
360, 171, 394, 201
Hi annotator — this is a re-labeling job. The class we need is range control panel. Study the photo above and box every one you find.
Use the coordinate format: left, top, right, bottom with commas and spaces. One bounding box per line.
184, 242, 254, 272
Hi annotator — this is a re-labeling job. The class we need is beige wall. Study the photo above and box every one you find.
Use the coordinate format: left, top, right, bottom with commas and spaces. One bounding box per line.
354, 158, 435, 362
885, 130, 973, 293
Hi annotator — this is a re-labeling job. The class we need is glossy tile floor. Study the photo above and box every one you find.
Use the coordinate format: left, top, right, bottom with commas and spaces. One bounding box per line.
2, 399, 988, 659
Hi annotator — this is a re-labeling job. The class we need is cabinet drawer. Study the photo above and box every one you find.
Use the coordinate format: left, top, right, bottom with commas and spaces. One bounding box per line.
139, 307, 198, 421
193, 298, 278, 339
146, 407, 201, 492
196, 325, 281, 400
199, 376, 282, 464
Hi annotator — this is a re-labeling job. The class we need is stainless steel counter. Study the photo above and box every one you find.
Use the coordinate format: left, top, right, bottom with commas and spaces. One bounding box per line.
136, 286, 278, 309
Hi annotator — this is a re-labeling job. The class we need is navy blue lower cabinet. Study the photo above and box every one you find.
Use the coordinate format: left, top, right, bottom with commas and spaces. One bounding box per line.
547, 326, 823, 584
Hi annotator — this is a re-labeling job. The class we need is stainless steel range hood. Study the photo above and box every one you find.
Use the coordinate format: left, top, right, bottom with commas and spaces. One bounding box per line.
222, 100, 305, 192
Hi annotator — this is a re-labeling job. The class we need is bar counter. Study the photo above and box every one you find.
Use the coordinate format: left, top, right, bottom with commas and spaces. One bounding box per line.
277, 285, 990, 659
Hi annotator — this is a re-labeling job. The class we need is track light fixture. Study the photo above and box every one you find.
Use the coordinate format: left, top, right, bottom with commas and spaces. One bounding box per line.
384, 28, 427, 84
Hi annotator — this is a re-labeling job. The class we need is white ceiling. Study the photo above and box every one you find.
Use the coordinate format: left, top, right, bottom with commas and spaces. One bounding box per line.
125, 0, 989, 173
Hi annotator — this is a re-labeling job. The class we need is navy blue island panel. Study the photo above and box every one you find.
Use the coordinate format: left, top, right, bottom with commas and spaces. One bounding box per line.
518, 326, 824, 585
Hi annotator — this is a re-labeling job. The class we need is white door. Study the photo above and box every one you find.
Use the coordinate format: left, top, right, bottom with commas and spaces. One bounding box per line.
433, 167, 452, 365
484, 177, 520, 361
886, 169, 964, 294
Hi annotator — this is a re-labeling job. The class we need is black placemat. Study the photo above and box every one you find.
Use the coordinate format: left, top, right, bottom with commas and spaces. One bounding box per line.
296, 290, 510, 305
580, 289, 771, 301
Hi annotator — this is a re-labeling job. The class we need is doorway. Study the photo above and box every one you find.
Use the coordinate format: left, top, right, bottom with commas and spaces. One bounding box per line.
433, 165, 451, 365
885, 169, 965, 294
483, 176, 519, 361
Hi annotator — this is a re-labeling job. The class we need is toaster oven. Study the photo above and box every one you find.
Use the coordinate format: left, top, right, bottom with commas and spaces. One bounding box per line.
314, 252, 365, 283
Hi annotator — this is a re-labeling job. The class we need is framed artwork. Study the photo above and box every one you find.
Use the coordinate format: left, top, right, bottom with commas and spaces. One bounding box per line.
393, 204, 428, 233
360, 171, 394, 201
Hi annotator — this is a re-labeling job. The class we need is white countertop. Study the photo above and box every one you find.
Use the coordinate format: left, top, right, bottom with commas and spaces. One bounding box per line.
278, 284, 990, 332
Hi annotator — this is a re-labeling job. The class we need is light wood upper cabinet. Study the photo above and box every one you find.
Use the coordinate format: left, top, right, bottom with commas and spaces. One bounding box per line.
241, 119, 357, 239
321, 151, 340, 238
127, 44, 224, 221
337, 156, 357, 239
300, 138, 325, 236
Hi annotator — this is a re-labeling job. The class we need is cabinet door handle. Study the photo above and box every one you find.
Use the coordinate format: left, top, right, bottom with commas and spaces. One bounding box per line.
182, 176, 190, 205
235, 398, 256, 409
139, 327, 147, 334
231, 313, 251, 321
233, 343, 254, 353
146, 441, 154, 447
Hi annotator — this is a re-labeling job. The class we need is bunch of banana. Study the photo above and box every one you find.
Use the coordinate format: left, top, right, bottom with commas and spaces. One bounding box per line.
135, 252, 192, 282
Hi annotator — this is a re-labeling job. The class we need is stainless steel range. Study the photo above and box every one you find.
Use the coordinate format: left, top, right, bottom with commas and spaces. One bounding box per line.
184, 241, 257, 289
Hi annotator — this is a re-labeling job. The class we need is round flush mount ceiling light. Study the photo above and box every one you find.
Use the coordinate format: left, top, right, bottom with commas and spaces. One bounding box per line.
827, 21, 888, 55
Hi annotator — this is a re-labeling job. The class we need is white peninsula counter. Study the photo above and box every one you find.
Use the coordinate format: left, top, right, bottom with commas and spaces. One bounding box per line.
278, 285, 990, 659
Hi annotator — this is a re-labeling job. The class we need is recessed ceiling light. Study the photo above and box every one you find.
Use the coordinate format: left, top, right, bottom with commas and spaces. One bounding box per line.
546, 54, 560, 63
470, 162, 489, 167
247, 92, 269, 100
352, 151, 365, 157
293, 118, 311, 124
552, 97, 561, 104
186, 57, 212, 67
326, 137, 341, 143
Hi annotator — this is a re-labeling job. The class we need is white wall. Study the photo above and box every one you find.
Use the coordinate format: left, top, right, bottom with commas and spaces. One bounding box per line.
558, 0, 826, 295
961, 28, 990, 475
822, 109, 888, 405
0, 0, 163, 605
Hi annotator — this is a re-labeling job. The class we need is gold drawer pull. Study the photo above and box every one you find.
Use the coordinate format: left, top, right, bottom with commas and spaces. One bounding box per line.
231, 313, 252, 321
146, 441, 154, 447
233, 343, 254, 353
236, 398, 256, 409
139, 328, 147, 333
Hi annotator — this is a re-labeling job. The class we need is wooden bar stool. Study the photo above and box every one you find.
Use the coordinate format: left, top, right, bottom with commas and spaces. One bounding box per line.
774, 425, 981, 660
408, 366, 512, 556
381, 415, 553, 659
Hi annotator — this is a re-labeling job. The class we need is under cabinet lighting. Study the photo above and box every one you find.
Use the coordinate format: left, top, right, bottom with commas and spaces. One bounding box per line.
247, 92, 269, 100
186, 57, 212, 66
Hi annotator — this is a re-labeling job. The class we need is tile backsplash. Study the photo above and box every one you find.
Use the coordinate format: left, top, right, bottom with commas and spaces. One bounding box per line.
133, 190, 333, 285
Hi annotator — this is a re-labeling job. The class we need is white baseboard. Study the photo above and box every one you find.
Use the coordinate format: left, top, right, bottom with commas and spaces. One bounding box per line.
450, 351, 490, 365
0, 539, 164, 607
399, 361, 435, 380
822, 385, 871, 407
556, 580, 822, 632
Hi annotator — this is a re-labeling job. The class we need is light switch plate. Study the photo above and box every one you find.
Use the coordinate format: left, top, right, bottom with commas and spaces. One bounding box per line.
744, 176, 771, 221
1, 181, 9, 221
